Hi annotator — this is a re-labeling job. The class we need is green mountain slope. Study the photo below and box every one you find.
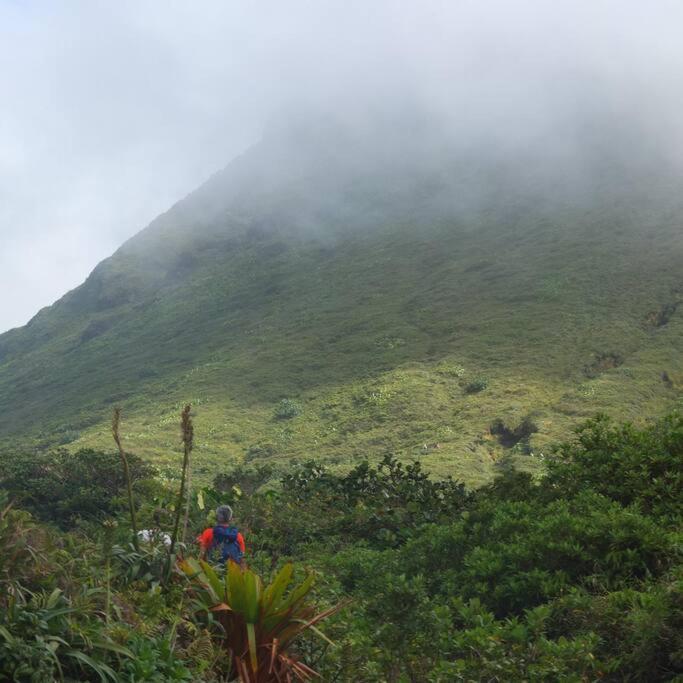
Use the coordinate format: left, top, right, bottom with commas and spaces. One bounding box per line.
1, 124, 682, 485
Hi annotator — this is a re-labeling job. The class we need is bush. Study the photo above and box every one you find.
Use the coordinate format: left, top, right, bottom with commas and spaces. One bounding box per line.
213, 463, 275, 496
546, 413, 683, 518
277, 455, 469, 548
0, 448, 157, 528
465, 376, 488, 394
244, 442, 278, 461
119, 634, 193, 681
273, 398, 302, 420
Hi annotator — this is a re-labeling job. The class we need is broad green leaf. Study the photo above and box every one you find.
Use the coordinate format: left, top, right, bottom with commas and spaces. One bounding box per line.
281, 572, 316, 611
199, 559, 225, 601
263, 563, 294, 613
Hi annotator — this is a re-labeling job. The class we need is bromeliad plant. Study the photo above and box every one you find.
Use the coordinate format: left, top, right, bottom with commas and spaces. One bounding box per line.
179, 559, 343, 682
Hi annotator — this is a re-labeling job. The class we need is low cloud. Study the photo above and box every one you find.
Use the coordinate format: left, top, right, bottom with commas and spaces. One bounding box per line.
2, 1, 683, 331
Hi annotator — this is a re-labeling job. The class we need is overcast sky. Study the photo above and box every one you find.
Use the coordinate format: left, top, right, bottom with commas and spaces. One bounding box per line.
2, 1, 683, 333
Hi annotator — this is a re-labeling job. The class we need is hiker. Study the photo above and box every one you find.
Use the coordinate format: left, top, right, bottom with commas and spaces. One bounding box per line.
197, 504, 245, 565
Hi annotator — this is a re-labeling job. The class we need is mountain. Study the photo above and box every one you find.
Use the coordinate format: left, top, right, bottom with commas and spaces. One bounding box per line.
1, 117, 682, 485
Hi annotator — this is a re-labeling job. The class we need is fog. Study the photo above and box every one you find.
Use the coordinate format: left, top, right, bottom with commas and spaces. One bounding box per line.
2, 1, 683, 333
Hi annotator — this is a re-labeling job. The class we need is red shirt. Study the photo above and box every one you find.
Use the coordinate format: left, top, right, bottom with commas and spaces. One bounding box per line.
198, 526, 245, 553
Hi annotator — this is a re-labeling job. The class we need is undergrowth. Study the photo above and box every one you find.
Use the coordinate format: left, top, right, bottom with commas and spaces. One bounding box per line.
0, 410, 681, 680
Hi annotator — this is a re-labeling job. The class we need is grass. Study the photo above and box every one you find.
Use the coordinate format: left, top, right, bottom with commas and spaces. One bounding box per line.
1, 158, 682, 487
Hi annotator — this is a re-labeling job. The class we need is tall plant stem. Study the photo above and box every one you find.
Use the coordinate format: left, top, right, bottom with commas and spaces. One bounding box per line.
112, 408, 140, 551
105, 556, 111, 624
168, 404, 194, 575
181, 447, 192, 544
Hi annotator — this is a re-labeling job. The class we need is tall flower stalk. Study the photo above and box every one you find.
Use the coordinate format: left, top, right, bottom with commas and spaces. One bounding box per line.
112, 408, 140, 551
181, 419, 194, 544
168, 404, 194, 571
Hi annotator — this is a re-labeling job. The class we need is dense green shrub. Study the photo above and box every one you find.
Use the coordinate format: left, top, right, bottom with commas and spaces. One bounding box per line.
0, 448, 157, 528
213, 463, 275, 497
546, 413, 683, 517
464, 376, 488, 393
273, 398, 302, 420
271, 455, 469, 550
118, 634, 193, 682
247, 414, 682, 680
0, 587, 131, 682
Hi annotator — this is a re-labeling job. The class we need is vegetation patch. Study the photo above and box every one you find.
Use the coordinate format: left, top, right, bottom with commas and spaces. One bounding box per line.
79, 316, 117, 344
436, 361, 466, 378
645, 301, 679, 329
465, 376, 489, 394
245, 442, 278, 461
273, 398, 302, 420
662, 371, 683, 391
584, 351, 624, 378
0, 410, 681, 680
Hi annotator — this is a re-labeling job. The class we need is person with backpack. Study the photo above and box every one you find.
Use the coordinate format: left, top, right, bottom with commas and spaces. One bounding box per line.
197, 504, 245, 565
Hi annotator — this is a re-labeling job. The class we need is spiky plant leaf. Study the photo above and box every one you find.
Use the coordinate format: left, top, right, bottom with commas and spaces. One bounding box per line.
262, 563, 293, 612
181, 560, 341, 682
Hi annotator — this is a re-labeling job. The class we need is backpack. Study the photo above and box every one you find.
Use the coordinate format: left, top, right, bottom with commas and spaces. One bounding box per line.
210, 525, 243, 565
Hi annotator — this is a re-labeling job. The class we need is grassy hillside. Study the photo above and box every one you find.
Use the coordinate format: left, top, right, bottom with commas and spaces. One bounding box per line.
1, 130, 682, 485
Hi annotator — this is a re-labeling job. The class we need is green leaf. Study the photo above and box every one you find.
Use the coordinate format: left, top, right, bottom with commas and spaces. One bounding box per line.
247, 622, 258, 674
282, 572, 316, 611
243, 569, 262, 623
199, 559, 225, 602
46, 588, 63, 609
263, 563, 294, 613
65, 650, 118, 682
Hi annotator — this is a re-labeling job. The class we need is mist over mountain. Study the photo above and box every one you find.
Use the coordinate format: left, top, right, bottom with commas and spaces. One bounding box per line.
1, 102, 681, 483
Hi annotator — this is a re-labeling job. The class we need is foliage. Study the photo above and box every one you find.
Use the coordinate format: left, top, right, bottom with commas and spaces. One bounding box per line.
0, 412, 681, 680
280, 454, 469, 546
180, 559, 342, 681
464, 376, 488, 394
0, 493, 54, 605
546, 413, 683, 518
0, 587, 133, 682
0, 448, 156, 529
238, 413, 683, 680
273, 399, 302, 420
117, 634, 193, 682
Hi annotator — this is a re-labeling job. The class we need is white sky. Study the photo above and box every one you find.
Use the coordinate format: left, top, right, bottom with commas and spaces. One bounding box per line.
2, 1, 683, 332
